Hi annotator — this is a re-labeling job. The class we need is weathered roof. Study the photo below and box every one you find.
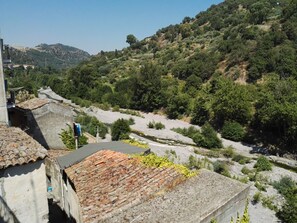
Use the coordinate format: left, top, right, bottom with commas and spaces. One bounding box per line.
57, 141, 149, 169
17, 98, 49, 110
0, 125, 47, 169
103, 169, 250, 223
65, 150, 185, 223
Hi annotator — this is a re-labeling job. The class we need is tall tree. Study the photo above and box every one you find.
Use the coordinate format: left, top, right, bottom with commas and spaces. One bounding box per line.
132, 63, 164, 112
126, 34, 137, 45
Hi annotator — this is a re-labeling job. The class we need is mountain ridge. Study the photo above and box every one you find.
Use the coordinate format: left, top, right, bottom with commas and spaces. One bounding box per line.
10, 43, 90, 70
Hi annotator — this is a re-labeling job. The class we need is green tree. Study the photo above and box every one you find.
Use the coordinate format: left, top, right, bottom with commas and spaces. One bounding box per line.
249, 2, 270, 24
191, 96, 209, 126
254, 78, 297, 151
132, 63, 164, 112
184, 74, 202, 96
166, 94, 190, 119
193, 123, 222, 149
221, 121, 246, 142
111, 118, 131, 141
212, 77, 253, 126
126, 34, 138, 45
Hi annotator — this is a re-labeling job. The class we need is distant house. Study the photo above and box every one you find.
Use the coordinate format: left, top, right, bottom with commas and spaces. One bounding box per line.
48, 141, 249, 223
9, 97, 74, 149
0, 125, 48, 223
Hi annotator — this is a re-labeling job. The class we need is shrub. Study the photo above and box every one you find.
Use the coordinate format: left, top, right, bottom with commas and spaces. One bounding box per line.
253, 191, 262, 204
273, 176, 296, 197
128, 117, 135, 125
213, 161, 231, 177
75, 114, 108, 139
221, 146, 235, 158
200, 123, 222, 149
155, 122, 165, 130
147, 121, 155, 128
185, 155, 203, 169
254, 156, 272, 171
255, 181, 267, 192
172, 126, 200, 138
112, 105, 120, 112
192, 132, 206, 146
241, 166, 253, 175
232, 154, 251, 164
206, 150, 220, 158
165, 150, 177, 162
248, 172, 257, 182
277, 189, 297, 223
135, 153, 196, 178
174, 124, 222, 149
221, 121, 246, 141
261, 195, 278, 211
111, 118, 131, 141
239, 176, 249, 184
147, 121, 165, 130
59, 124, 88, 150
122, 139, 148, 149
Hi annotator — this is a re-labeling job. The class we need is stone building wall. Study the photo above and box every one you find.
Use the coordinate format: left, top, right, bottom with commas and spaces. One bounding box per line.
0, 160, 49, 223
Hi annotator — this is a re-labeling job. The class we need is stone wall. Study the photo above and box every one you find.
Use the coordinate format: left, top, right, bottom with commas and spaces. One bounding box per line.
201, 186, 250, 223
45, 158, 63, 206
0, 161, 49, 223
45, 158, 82, 222
28, 102, 74, 149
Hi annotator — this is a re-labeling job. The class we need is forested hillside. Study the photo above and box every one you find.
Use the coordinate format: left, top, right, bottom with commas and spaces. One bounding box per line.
10, 0, 297, 154
10, 43, 90, 70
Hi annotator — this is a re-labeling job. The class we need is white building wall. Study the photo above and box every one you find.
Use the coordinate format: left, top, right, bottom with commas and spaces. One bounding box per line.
0, 160, 49, 223
63, 177, 83, 222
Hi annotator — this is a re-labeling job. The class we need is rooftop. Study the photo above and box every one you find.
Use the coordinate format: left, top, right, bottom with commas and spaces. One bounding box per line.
57, 141, 149, 170
102, 169, 250, 223
65, 150, 185, 223
0, 125, 47, 169
17, 98, 49, 110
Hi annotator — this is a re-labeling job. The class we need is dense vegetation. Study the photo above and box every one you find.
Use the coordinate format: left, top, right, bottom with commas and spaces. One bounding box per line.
273, 177, 297, 223
10, 43, 90, 70
8, 0, 297, 155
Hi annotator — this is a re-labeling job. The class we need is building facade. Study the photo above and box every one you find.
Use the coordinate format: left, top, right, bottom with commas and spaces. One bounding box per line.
0, 125, 48, 223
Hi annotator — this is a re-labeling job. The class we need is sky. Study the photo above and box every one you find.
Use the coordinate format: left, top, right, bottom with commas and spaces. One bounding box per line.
0, 0, 223, 55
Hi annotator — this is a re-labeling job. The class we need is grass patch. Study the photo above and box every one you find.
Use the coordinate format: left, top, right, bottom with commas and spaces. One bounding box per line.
232, 154, 251, 164
213, 160, 231, 178
253, 191, 262, 204
185, 155, 211, 170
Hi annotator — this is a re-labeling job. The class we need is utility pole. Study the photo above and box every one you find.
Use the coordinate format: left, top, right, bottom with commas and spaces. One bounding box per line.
0, 39, 9, 125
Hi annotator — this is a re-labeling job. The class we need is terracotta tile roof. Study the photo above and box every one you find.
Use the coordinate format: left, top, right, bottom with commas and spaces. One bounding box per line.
65, 150, 185, 223
17, 98, 49, 110
0, 125, 47, 169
